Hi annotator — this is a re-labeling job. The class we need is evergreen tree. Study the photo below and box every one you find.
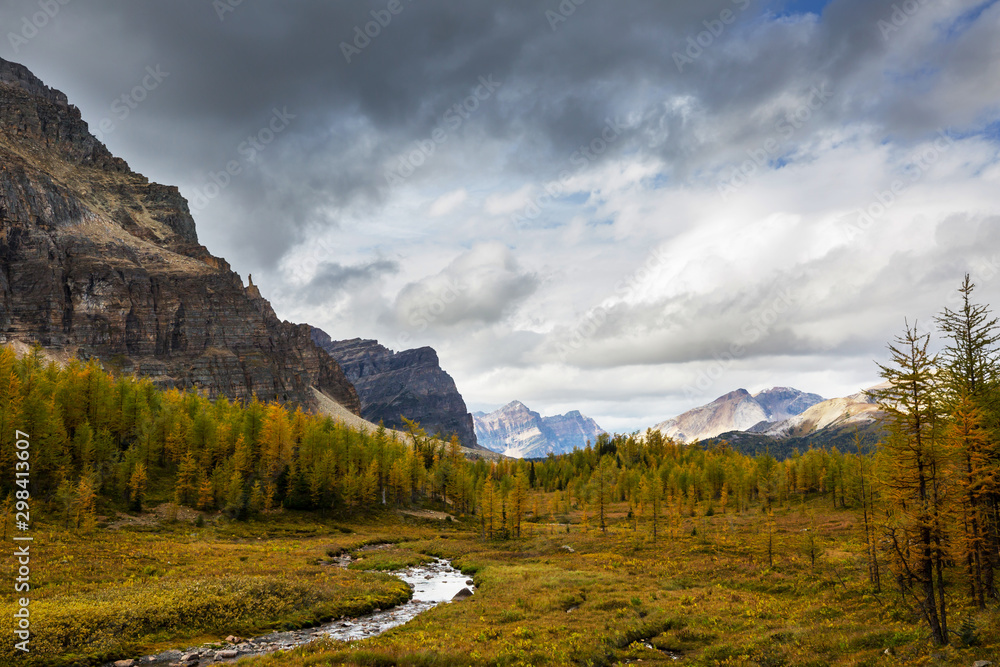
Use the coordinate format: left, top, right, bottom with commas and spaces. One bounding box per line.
871, 322, 950, 645
936, 275, 1000, 602
509, 471, 529, 538
196, 473, 214, 511
641, 468, 664, 543
592, 456, 616, 534
248, 480, 265, 516
127, 462, 148, 512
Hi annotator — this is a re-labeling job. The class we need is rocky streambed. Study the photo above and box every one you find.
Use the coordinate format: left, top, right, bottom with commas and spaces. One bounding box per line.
105, 558, 474, 667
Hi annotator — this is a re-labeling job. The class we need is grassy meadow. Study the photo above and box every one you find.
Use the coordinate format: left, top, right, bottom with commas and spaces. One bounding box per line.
2, 495, 997, 667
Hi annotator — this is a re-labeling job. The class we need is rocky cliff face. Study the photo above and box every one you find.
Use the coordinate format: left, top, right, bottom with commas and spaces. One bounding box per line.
752, 387, 825, 423
654, 387, 824, 442
0, 57, 360, 413
473, 401, 605, 459
753, 386, 882, 438
706, 386, 887, 460
312, 331, 479, 448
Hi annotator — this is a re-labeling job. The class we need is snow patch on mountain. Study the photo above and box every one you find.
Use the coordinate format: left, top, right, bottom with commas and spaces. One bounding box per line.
653, 387, 825, 443
474, 401, 605, 458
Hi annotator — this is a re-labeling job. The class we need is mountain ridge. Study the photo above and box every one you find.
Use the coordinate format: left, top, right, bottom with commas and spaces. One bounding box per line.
474, 400, 605, 458
0, 57, 361, 414
693, 385, 888, 459
311, 331, 481, 449
654, 386, 824, 443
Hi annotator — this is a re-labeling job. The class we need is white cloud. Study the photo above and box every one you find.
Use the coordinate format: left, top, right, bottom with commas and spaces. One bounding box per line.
428, 189, 468, 217
19, 0, 1000, 432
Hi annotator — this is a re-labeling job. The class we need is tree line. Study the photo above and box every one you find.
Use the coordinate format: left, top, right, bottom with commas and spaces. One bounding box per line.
0, 276, 997, 646
862, 276, 1000, 644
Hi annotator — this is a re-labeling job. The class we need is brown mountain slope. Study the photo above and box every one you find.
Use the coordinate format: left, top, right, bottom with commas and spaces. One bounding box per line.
0, 57, 360, 413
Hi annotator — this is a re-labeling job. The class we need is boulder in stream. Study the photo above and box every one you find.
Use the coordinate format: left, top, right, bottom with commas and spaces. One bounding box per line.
452, 587, 474, 601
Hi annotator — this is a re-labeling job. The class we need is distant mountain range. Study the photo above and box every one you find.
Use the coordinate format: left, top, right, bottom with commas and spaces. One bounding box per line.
473, 401, 605, 459
474, 385, 882, 461
653, 387, 825, 442
655, 385, 887, 459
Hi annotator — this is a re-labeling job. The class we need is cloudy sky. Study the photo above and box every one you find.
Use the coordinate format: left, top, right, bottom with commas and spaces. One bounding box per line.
4, 0, 1000, 432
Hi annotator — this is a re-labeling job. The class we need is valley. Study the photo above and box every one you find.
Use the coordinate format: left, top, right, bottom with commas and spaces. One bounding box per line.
1, 25, 999, 667
7, 479, 990, 667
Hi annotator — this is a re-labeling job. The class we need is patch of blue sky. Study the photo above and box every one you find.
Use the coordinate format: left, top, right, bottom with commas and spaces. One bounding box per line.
982, 120, 1000, 143
643, 173, 669, 190
883, 65, 941, 92
766, 0, 834, 20
941, 0, 1000, 40
949, 120, 1000, 145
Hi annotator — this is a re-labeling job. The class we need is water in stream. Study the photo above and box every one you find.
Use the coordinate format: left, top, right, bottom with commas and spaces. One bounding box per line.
319, 558, 472, 641
116, 559, 473, 666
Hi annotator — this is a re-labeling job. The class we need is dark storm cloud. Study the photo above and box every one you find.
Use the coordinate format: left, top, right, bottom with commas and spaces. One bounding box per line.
4, 0, 991, 270
302, 258, 400, 305
4, 0, 999, 427
0, 0, 925, 268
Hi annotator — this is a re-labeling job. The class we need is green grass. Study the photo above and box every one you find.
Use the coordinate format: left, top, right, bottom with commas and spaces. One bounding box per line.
3, 497, 997, 667
347, 546, 435, 571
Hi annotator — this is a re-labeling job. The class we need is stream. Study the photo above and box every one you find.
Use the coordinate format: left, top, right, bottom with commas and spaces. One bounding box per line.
110, 559, 473, 667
